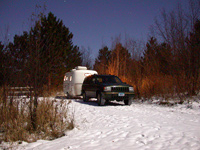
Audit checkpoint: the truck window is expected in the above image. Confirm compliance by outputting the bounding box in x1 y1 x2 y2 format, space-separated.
92 77 96 83
101 76 122 83
96 77 103 83
84 76 92 84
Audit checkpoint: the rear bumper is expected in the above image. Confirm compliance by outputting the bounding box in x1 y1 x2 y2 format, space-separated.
102 91 134 101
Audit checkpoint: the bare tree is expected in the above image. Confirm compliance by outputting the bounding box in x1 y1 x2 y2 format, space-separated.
188 0 200 29
80 46 93 69
125 38 144 97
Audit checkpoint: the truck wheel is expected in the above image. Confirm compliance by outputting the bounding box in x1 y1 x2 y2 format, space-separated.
97 92 106 106
64 92 68 98
83 92 89 102
66 92 71 99
124 98 132 106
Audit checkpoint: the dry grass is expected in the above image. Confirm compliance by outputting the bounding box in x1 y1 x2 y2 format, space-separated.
138 75 175 99
0 88 75 144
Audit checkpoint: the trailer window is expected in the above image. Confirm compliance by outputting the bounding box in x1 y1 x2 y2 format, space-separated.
64 76 68 81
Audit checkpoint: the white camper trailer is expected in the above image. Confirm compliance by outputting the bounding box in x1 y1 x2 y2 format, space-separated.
63 66 97 97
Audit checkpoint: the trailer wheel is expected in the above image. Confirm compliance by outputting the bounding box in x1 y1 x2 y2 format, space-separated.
83 91 89 102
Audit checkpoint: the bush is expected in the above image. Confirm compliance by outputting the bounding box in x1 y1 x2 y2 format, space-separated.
139 75 174 99
0 88 74 143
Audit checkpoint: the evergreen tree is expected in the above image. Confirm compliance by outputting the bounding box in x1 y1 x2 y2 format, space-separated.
6 12 82 130
93 46 111 74
143 37 173 76
32 12 82 88
8 12 82 89
142 37 159 75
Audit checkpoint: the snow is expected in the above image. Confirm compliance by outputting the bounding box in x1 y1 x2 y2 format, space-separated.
11 99 200 150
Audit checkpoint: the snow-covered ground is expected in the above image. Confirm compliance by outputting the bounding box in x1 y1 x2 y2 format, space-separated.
15 98 200 150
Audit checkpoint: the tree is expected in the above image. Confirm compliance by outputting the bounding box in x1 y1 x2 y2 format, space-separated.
6 11 82 130
80 46 93 69
142 37 160 75
156 42 173 75
186 20 200 95
141 37 175 97
152 0 200 76
125 39 144 98
93 46 111 74
9 12 82 89
0 42 4 86
108 42 131 82
37 12 82 88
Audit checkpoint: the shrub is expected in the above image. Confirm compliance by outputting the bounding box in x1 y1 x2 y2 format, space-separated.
0 88 74 143
139 75 174 99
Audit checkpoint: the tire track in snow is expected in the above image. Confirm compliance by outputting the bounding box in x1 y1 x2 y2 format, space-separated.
20 99 200 150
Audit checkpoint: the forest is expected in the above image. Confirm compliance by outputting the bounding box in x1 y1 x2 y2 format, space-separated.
0 0 200 143
0 1 199 99
94 1 200 100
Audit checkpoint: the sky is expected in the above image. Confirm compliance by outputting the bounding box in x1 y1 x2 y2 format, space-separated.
0 0 188 59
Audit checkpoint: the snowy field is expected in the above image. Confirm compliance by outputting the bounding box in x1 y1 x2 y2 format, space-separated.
13 98 200 150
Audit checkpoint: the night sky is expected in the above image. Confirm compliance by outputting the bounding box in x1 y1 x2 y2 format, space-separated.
0 0 188 59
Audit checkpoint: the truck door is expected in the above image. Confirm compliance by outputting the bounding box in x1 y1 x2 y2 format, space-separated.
88 76 98 97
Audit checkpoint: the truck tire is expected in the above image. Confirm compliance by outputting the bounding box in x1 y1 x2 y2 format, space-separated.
124 98 132 105
83 91 89 102
97 92 106 106
66 92 71 99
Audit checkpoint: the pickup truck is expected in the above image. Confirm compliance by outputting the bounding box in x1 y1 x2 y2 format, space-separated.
82 74 134 106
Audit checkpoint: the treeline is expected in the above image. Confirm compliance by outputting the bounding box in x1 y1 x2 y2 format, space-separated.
0 0 200 100
94 1 200 99
0 11 82 133
94 24 199 99
0 12 82 92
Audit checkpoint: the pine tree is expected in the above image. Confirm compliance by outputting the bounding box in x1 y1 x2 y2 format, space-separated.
6 12 82 129
142 37 160 75
93 46 111 74
8 12 82 90
34 12 82 89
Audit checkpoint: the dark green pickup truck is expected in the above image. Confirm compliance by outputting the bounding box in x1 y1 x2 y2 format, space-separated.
81 74 134 106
